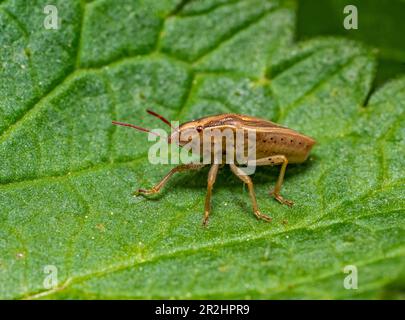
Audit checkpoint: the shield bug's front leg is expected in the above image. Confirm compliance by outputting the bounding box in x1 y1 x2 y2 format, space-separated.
253 155 293 207
203 164 220 226
229 163 272 222
134 163 206 196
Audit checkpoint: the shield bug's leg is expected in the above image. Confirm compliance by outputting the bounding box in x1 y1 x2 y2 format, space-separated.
253 155 293 207
203 164 220 226
134 163 206 196
229 163 272 222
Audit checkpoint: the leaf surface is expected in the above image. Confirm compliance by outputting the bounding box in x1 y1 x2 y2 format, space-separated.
0 0 404 299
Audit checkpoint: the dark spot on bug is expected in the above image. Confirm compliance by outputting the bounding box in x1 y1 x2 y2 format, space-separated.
290 139 293 143
196 126 203 132
262 139 267 143
280 138 283 141
299 142 302 145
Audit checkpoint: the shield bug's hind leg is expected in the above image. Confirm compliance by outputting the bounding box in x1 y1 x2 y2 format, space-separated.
134 163 206 196
229 163 272 222
253 155 293 207
203 164 220 226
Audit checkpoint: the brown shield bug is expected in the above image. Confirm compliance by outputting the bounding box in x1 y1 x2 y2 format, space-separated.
113 110 316 226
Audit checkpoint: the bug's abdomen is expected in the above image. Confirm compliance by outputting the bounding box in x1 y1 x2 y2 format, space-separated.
255 131 315 163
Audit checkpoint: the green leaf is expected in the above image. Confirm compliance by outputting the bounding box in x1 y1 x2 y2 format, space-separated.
0 0 403 299
297 0 405 86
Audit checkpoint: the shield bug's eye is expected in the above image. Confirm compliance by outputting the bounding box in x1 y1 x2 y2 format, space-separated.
196 126 203 132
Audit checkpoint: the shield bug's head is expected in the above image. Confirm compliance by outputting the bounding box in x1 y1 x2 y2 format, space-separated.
168 119 207 147
168 114 236 147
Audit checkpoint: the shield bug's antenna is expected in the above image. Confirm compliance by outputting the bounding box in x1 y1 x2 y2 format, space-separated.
146 109 174 129
112 121 161 138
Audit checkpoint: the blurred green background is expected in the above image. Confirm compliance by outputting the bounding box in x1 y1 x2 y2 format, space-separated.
297 0 405 88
